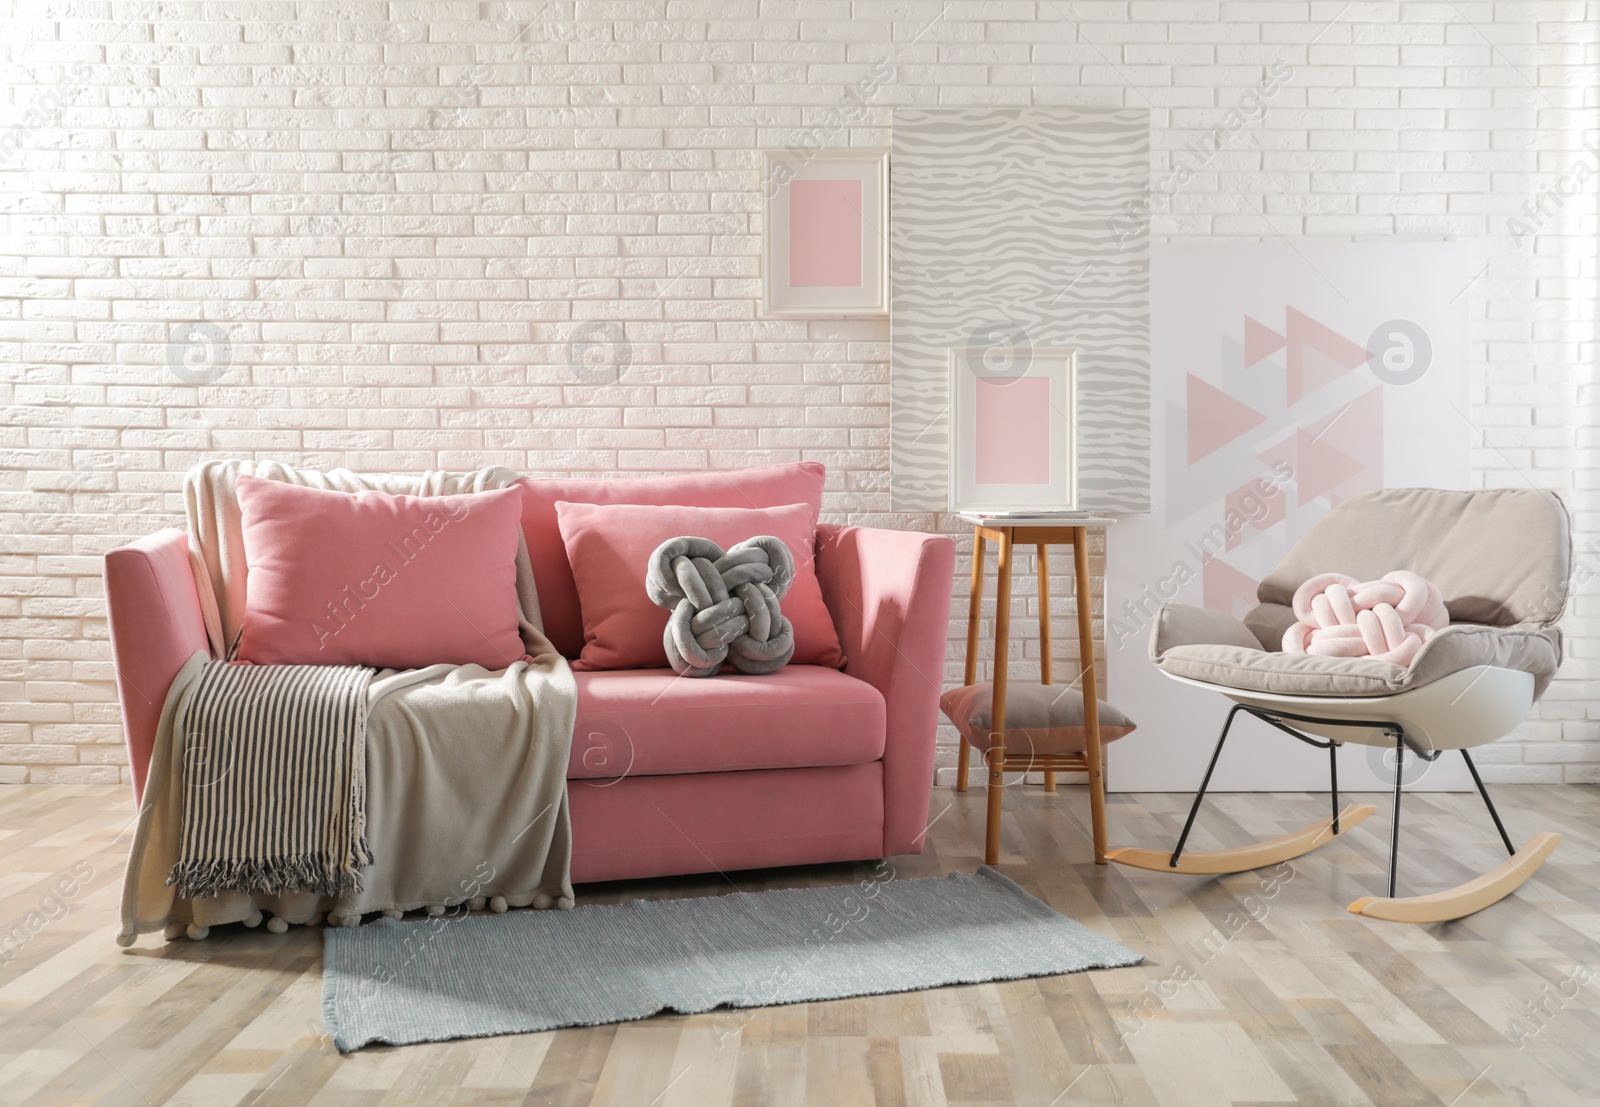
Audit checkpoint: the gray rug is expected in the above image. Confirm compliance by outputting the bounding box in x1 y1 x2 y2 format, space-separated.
321 866 1142 1052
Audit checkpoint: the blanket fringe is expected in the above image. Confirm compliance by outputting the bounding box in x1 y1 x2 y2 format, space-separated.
167 660 374 903
168 844 371 900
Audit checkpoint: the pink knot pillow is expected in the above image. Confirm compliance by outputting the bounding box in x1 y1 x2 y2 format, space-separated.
1282 570 1448 667
235 475 528 670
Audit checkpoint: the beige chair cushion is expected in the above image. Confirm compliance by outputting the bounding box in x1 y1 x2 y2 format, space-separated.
1259 488 1571 627
1242 602 1297 652
1148 489 1570 703
1149 603 1261 654
1150 603 1562 698
940 683 1136 754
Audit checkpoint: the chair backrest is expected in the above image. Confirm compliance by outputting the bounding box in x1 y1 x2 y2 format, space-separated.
1259 488 1572 627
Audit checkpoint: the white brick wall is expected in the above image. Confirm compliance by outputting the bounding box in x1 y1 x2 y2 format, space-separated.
1 1 1595 786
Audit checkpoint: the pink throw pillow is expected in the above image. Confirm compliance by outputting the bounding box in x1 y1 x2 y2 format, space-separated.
554 500 845 672
516 462 825 658
234 475 527 670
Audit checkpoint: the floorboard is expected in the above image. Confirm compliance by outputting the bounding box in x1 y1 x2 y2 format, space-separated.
1 781 1596 1106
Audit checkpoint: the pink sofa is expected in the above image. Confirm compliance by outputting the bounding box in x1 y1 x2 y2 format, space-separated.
103 476 955 886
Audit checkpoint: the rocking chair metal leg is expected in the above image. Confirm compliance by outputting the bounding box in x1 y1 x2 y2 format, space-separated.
1330 743 1340 834
1350 743 1561 925
1109 705 1377 877
1461 749 1516 857
1170 704 1244 868
1388 729 1404 899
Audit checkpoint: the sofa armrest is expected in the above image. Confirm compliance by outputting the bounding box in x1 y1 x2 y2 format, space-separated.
104 529 211 804
816 523 956 856
1149 603 1262 662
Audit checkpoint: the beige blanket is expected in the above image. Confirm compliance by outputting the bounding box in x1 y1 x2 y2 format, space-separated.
118 462 577 941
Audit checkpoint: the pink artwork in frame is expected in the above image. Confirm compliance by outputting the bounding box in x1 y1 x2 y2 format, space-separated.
975 377 1052 484
787 179 863 288
762 149 888 317
948 347 1077 512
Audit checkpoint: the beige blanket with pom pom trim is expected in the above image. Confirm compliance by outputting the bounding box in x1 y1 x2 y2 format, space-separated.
118 462 577 944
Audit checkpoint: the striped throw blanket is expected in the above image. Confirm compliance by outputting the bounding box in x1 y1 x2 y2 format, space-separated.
166 662 375 900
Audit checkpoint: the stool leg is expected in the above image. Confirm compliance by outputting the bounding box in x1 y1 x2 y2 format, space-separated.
985 529 1014 865
1073 528 1108 864
1037 543 1055 794
957 532 986 794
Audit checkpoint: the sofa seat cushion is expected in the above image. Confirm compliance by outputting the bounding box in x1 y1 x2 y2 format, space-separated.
569 665 886 779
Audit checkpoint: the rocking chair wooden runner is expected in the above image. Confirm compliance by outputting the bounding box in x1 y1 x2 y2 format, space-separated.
1107 488 1571 924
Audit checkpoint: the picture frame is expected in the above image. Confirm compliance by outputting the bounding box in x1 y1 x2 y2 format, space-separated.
948 346 1078 513
761 148 888 317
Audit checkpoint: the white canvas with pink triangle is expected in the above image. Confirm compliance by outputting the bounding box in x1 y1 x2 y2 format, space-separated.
1107 241 1472 792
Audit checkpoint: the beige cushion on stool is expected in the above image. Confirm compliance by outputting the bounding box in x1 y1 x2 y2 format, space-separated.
940 683 1136 755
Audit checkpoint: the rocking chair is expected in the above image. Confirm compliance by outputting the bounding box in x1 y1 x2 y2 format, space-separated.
1107 488 1570 924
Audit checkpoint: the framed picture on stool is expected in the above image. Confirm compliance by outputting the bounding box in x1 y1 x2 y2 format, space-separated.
948 345 1076 515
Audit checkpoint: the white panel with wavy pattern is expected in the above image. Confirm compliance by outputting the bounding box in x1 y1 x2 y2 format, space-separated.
890 107 1151 513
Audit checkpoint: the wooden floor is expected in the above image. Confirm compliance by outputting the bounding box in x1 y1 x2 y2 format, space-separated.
3 781 1598 1107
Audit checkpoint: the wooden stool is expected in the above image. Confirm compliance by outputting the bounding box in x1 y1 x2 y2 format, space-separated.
954 516 1112 866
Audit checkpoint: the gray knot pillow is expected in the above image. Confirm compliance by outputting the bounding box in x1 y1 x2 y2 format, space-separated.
645 535 796 677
